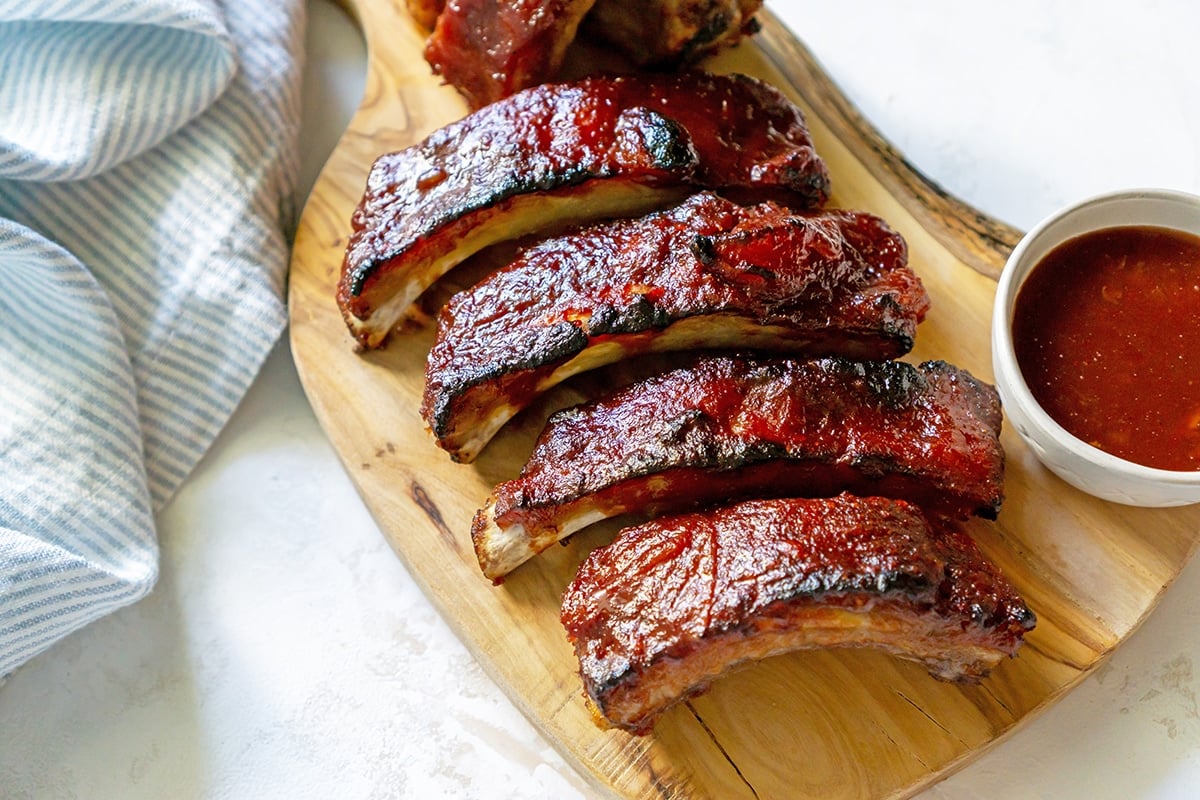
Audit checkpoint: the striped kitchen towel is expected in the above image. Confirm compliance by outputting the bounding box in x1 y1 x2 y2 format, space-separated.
0 0 304 677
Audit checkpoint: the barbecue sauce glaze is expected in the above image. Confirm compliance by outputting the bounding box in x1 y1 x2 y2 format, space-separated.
1013 226 1200 471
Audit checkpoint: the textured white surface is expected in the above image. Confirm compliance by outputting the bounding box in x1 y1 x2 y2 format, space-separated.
2 1 1199 798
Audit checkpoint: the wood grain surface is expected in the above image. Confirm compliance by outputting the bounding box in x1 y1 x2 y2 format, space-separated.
287 3 1200 798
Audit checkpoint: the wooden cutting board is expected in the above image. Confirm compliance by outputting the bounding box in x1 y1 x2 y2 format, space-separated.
287 3 1200 798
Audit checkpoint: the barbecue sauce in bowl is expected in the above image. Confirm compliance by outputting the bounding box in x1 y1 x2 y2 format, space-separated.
1011 226 1200 471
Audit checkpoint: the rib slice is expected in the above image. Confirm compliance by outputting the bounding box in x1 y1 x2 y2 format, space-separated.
422 0 763 107
586 0 763 68
472 356 1005 580
561 495 1036 734
423 192 929 462
425 0 598 109
338 72 831 349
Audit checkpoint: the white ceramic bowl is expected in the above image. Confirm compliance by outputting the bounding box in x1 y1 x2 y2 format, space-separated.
991 188 1200 507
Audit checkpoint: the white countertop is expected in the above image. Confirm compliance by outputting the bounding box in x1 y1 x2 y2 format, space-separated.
3 1 1199 797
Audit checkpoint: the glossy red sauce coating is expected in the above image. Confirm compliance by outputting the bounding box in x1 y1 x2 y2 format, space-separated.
488 355 1006 530
422 192 928 444
339 72 830 323
1013 226 1200 471
561 495 1034 731
425 0 597 109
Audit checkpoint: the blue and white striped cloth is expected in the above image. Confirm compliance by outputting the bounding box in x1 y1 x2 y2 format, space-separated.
0 0 304 677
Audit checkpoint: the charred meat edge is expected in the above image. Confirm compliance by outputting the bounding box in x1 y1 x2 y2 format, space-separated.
561 494 1035 734
472 356 1005 581
422 193 928 462
338 72 831 348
